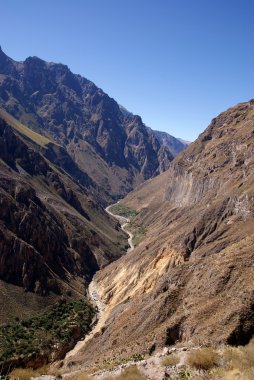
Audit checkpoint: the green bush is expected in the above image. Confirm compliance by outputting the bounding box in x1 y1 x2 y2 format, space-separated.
108 204 137 219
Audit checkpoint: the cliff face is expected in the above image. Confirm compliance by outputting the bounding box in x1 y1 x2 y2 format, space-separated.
0 113 127 323
153 129 189 157
0 48 185 202
70 100 254 365
164 102 254 207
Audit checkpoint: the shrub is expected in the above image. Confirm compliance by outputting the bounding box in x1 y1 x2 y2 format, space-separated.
132 353 144 362
108 204 137 219
186 348 219 370
162 353 180 366
223 341 254 372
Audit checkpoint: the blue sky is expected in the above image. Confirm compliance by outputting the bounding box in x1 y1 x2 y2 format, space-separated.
1 0 253 141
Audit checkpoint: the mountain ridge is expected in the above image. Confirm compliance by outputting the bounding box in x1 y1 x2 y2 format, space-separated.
0 47 187 203
0 47 187 329
0 109 128 324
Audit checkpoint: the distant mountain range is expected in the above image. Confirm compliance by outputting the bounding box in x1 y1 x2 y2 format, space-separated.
151 129 190 157
0 47 187 204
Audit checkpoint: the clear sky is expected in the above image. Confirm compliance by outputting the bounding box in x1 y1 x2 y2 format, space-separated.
0 0 253 141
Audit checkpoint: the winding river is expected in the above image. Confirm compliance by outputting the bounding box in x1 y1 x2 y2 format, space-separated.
64 203 134 362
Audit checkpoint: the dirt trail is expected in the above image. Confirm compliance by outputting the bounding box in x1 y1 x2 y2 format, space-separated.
64 203 134 362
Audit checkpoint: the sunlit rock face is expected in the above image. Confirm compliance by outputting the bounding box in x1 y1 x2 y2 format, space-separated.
0 48 186 203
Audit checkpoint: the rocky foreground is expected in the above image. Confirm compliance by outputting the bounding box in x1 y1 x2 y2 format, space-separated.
17 339 254 379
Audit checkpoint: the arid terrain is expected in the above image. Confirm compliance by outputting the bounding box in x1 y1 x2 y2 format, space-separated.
0 47 254 380
64 100 254 373
0 47 188 371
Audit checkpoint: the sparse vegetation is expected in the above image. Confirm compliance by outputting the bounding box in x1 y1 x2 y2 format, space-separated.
162 353 180 366
9 342 254 380
0 299 94 369
9 367 48 380
186 347 219 370
9 364 64 379
96 353 145 372
224 340 254 371
215 338 254 379
108 204 138 219
109 204 147 246
176 340 254 379
64 371 90 380
128 222 147 246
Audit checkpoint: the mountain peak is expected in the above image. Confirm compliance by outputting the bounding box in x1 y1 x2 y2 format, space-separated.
0 45 6 58
0 46 11 65
0 46 11 59
0 47 21 78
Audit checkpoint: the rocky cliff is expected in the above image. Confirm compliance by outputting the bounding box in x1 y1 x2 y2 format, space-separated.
0 111 127 323
69 100 254 365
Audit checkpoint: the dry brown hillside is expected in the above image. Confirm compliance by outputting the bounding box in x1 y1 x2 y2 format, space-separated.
70 100 254 366
0 111 127 324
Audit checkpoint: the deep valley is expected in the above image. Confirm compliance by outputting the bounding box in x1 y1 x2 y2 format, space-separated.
0 47 254 380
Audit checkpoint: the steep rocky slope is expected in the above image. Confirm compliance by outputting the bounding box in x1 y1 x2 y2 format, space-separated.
0 47 185 202
0 110 127 323
69 100 254 366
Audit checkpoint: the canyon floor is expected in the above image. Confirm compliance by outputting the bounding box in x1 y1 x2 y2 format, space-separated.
39 201 254 380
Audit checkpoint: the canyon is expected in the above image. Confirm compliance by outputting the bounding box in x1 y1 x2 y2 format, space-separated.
0 48 187 371
0 47 187 204
0 48 187 324
63 100 254 370
0 47 254 379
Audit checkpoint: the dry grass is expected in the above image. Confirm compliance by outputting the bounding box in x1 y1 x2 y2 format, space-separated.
91 354 145 373
186 347 219 370
0 108 50 146
224 342 254 371
9 367 48 380
220 369 247 380
219 339 254 379
214 367 254 380
9 342 254 380
162 353 180 366
65 371 90 380
105 365 146 380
